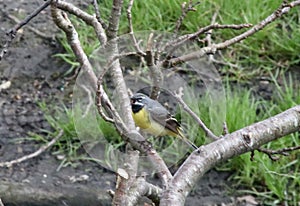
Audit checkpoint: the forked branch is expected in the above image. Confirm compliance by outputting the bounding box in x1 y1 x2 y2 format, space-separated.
166 0 300 66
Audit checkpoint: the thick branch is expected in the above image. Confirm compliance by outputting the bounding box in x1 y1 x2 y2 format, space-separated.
51 3 98 86
107 0 123 40
96 67 172 186
160 106 300 205
105 0 134 129
52 3 172 186
108 45 135 129
126 177 162 205
112 150 139 205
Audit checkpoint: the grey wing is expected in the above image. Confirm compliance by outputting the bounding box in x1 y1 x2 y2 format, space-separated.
146 99 171 124
147 99 180 134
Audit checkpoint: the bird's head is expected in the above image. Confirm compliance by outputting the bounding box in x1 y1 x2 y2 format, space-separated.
130 93 148 113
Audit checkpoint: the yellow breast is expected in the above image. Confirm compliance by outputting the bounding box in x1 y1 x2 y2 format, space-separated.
132 108 149 129
132 108 168 136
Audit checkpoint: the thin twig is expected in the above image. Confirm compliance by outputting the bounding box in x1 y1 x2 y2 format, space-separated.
167 0 300 66
162 23 252 65
126 0 134 34
172 92 219 141
5 12 54 40
92 0 107 29
0 0 52 61
7 0 52 37
0 130 63 168
206 11 218 61
222 122 229 135
165 23 252 52
126 0 146 56
96 70 115 123
175 0 200 33
145 33 163 100
257 145 300 161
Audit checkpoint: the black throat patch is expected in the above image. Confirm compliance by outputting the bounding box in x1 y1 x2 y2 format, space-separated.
132 103 144 113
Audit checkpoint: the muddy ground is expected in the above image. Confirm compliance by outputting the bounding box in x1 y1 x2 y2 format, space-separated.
0 1 268 206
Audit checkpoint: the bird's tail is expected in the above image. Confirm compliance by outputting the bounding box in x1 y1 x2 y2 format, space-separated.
177 128 198 150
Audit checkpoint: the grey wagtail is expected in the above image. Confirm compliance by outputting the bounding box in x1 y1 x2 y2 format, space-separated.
130 93 198 150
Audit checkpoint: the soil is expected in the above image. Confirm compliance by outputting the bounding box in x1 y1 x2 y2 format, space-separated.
0 1 258 206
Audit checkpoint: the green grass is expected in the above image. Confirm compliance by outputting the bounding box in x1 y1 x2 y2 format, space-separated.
33 102 84 170
55 0 300 80
34 72 300 204
36 101 125 170
221 75 300 205
49 0 300 202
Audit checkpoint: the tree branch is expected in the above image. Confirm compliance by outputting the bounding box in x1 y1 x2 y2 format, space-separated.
51 2 172 187
167 0 300 66
163 22 252 63
7 0 52 37
54 0 107 45
92 0 107 29
172 91 219 141
95 55 173 187
257 145 300 161
0 130 63 168
112 150 139 205
127 176 162 205
126 0 146 56
145 33 163 99
5 12 54 40
0 0 52 61
160 105 300 205
175 0 201 33
51 2 99 87
107 0 123 40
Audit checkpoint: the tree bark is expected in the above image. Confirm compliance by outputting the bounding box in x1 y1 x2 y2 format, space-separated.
160 105 300 206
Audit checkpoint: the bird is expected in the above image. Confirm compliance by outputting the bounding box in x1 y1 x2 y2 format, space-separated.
130 93 198 150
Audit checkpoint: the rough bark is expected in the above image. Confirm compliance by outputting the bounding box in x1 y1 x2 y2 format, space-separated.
160 105 300 205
